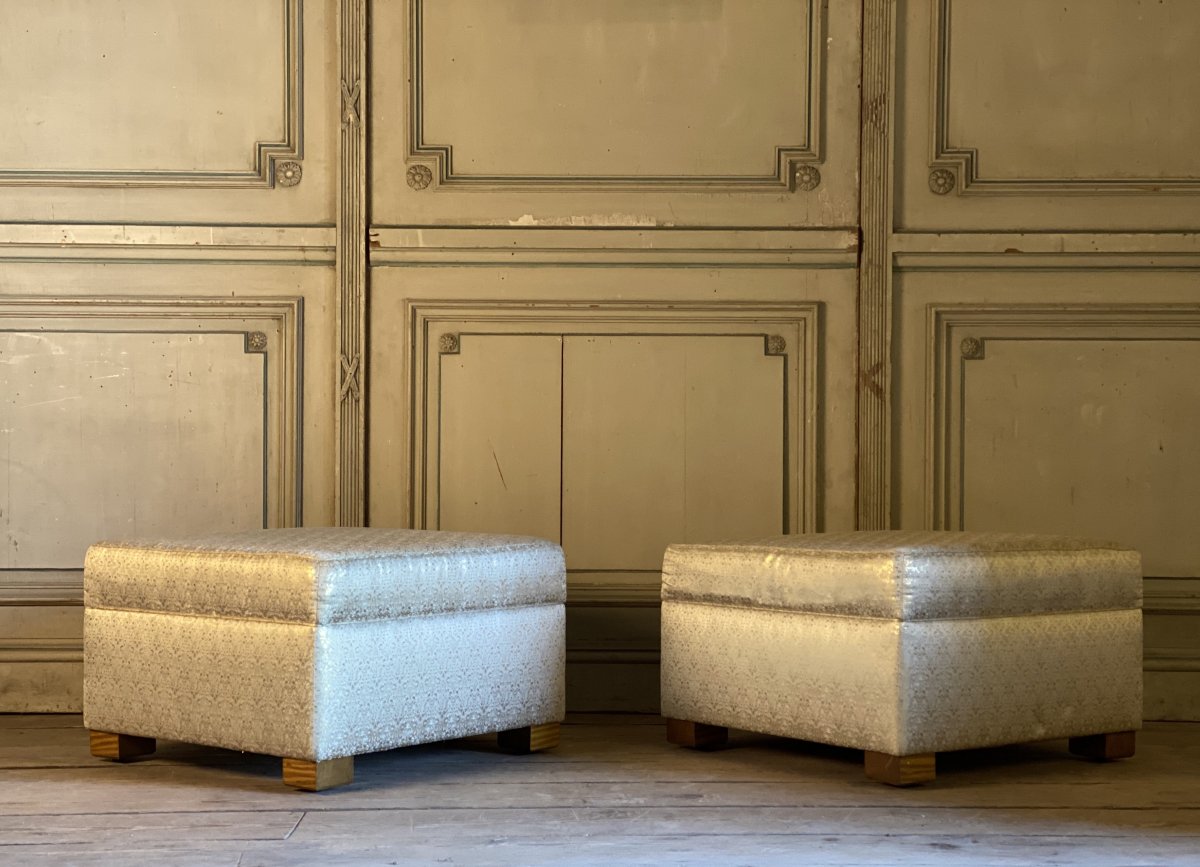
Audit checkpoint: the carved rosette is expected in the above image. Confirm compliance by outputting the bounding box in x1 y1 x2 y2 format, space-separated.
765 334 788 356
438 333 460 354
245 331 268 353
794 164 822 192
960 336 985 360
276 161 303 187
929 168 956 196
407 164 434 191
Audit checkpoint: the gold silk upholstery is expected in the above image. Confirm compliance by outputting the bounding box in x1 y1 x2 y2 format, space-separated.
661 531 1143 757
84 529 566 762
85 527 566 623
663 531 1141 619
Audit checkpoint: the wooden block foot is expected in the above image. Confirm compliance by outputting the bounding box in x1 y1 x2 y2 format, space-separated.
89 730 156 762
282 756 354 791
497 722 560 754
1069 731 1136 761
865 751 936 786
666 718 729 750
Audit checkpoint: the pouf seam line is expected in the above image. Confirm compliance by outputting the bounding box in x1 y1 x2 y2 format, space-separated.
659 596 1141 620
84 598 567 626
88 541 561 564
665 544 1135 558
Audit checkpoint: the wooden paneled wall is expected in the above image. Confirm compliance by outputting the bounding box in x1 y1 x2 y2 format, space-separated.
0 0 338 709
865 0 1200 719
366 0 862 709
2 0 1197 718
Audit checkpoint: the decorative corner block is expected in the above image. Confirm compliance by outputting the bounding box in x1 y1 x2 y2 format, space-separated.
438 333 460 355
276 161 303 188
245 331 269 353
929 168 956 196
765 334 788 356
407 164 434 191
960 337 985 360
794 164 822 192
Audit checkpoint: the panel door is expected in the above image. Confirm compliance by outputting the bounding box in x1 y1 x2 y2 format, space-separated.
367 2 863 709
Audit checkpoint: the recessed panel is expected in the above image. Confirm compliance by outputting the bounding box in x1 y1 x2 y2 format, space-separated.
562 335 784 570
0 331 265 569
416 0 814 180
898 1 1200 229
436 335 563 541
400 292 832 594
939 0 1200 184
961 339 1200 576
0 0 291 179
372 0 862 226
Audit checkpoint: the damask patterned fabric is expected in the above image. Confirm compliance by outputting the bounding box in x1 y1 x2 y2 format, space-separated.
661 602 1142 755
661 532 1142 757
83 529 567 760
663 531 1141 619
85 604 565 760
85 527 566 623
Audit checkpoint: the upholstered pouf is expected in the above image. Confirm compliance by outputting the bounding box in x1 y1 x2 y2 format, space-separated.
84 528 566 790
661 532 1142 785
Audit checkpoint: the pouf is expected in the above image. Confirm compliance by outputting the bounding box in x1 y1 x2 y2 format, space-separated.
660 531 1142 785
84 528 566 790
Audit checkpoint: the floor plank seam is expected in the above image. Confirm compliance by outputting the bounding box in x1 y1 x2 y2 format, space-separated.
283 812 307 840
14 802 1200 811
4 718 1197 865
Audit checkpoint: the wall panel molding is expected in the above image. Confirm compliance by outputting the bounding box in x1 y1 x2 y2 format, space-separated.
407 301 820 605
1144 579 1200 719
1145 579 1200 615
336 0 368 525
926 304 1200 532
371 228 858 268
857 0 897 528
928 0 1200 196
1145 650 1200 673
0 639 83 664
567 579 662 608
0 0 304 189
0 295 304 541
0 296 304 630
894 233 1200 268
0 572 81 606
0 224 335 265
404 0 824 192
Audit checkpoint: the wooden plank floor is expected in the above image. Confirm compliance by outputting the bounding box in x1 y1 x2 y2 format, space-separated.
2 715 1198 865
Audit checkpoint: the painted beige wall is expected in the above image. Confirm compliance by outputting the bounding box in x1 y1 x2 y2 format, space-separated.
875 0 1200 719
2 0 1197 718
0 0 339 710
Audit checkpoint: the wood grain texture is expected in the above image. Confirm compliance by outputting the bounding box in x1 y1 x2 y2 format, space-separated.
88 730 156 762
497 723 560 755
864 750 937 786
665 718 729 750
5 717 1197 864
282 756 354 792
1069 730 1137 761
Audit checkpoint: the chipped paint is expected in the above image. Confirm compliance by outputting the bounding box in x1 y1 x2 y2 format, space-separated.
0 334 68 365
507 213 659 228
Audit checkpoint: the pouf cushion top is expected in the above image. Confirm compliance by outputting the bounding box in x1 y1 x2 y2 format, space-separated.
85 527 565 625
663 531 1140 620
